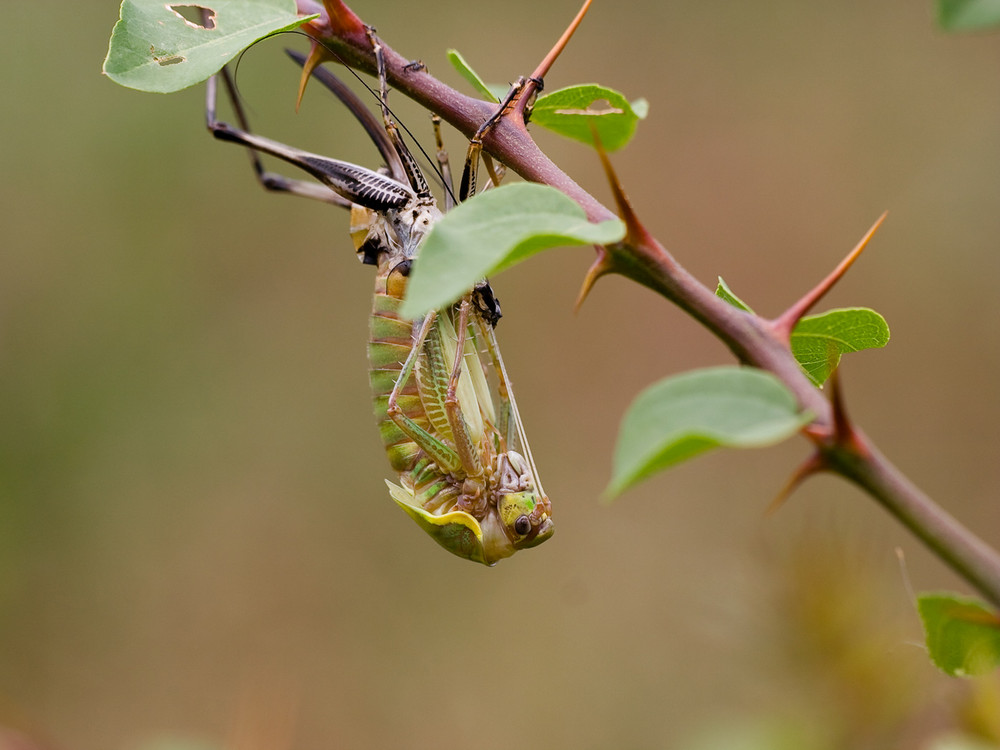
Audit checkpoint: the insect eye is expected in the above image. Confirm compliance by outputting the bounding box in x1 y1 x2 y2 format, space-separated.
513 515 531 536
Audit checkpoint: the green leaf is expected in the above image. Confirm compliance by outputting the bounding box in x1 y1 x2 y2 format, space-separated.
103 0 316 93
918 593 1000 677
936 0 1000 30
714 279 889 386
401 183 625 319
791 308 890 386
532 85 648 151
446 49 501 102
716 276 755 313
607 366 812 498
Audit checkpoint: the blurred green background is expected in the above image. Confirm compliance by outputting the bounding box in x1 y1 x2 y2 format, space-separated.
3 1 1000 748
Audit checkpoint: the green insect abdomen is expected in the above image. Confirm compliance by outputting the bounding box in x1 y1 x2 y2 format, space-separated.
368 271 428 474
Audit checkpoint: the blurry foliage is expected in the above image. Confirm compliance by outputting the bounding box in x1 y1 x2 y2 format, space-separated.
680 539 1000 749
935 0 1000 31
2 0 1000 748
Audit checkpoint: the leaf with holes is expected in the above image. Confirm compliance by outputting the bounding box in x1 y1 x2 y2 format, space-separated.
103 0 316 93
918 593 1000 677
401 183 625 319
607 367 812 498
532 85 648 151
936 0 1000 30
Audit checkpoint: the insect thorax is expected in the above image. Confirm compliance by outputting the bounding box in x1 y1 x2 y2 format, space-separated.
350 199 440 268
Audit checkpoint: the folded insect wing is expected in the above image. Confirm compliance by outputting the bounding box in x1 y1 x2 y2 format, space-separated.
385 480 489 565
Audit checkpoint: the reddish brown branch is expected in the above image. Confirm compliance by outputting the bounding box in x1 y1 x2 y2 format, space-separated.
295 1 1000 608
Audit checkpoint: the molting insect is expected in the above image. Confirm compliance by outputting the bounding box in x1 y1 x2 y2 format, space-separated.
205 32 553 565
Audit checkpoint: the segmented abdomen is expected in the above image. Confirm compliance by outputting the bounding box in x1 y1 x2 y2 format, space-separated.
368 271 423 474
368 270 460 510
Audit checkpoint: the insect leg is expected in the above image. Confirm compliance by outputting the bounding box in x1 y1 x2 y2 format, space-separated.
284 50 407 186
441 300 485 477
205 68 351 207
458 78 527 202
366 27 432 198
386 312 465 475
431 115 456 211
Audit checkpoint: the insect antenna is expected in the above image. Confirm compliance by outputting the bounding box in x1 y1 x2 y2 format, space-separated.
257 30 460 207
284 48 406 185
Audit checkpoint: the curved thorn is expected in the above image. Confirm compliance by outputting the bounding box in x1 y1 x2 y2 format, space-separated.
515 0 593 119
531 0 592 82
575 246 614 312
593 127 653 248
765 451 827 516
770 211 887 342
295 42 326 110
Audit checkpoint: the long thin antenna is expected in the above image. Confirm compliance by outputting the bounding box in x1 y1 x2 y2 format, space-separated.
241 30 459 204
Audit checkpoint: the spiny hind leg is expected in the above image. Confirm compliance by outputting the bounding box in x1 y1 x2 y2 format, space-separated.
205 69 351 207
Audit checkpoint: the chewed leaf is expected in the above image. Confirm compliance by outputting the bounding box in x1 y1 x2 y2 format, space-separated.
401 183 625 319
791 308 890 385
532 85 647 151
607 366 812 498
716 276 755 313
630 98 650 120
936 0 1000 30
103 0 315 93
917 593 1000 677
446 49 501 102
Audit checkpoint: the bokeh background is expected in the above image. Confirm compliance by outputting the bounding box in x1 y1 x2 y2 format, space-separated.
3 1 1000 748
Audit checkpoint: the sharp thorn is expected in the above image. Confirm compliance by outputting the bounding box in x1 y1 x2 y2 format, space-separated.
771 211 887 342
766 452 827 516
530 0 593 83
295 43 326 111
593 126 653 248
514 0 593 120
575 246 614 312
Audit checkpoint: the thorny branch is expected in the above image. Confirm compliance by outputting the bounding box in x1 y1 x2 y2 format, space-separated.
296 0 1000 607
